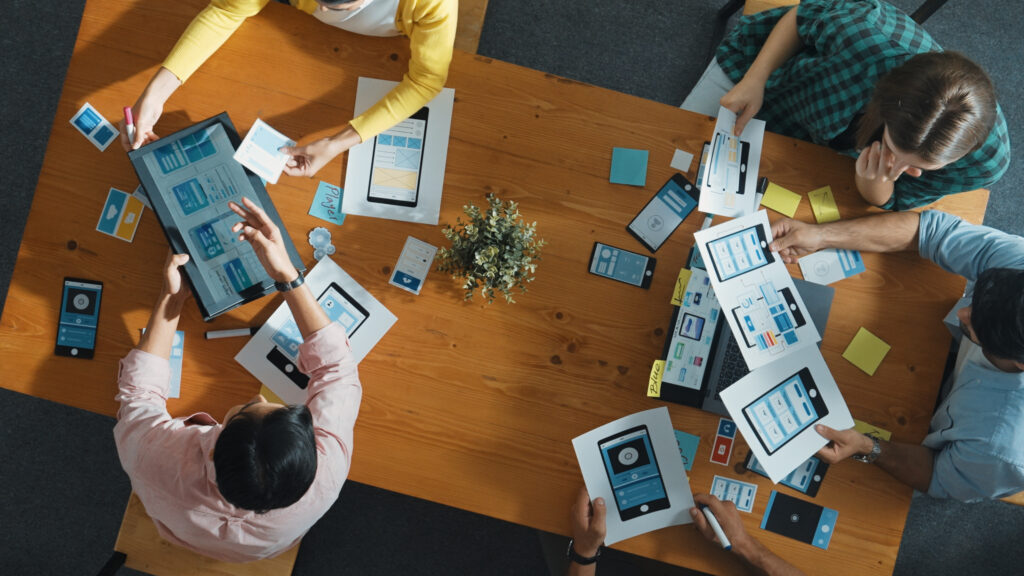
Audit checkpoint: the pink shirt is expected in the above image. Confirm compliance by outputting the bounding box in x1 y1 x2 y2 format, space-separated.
113 322 361 562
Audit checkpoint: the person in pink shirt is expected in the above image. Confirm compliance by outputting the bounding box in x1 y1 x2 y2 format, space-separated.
114 197 361 562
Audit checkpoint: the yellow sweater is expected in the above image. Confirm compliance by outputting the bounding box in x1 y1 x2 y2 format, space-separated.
162 0 456 140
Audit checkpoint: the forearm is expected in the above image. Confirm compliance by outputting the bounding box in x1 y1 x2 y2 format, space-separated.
742 8 802 85
736 537 806 576
325 125 362 157
137 293 186 359
137 67 182 109
566 562 595 576
854 172 896 207
282 282 331 339
819 212 921 253
874 439 935 493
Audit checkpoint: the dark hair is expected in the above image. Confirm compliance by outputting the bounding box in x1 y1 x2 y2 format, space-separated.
970 268 1024 363
214 404 317 513
857 52 997 165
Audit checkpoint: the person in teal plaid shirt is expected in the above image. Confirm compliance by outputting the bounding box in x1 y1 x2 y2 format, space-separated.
682 0 1010 211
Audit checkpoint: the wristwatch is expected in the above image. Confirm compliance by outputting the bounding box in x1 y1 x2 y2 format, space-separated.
274 272 305 293
853 434 881 463
566 539 601 565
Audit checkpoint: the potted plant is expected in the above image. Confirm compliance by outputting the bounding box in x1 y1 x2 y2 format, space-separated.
436 194 546 303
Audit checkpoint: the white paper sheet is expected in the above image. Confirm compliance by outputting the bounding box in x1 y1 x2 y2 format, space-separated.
698 107 766 218
233 119 295 185
572 407 695 545
694 210 819 370
720 350 853 483
235 257 397 405
343 78 455 225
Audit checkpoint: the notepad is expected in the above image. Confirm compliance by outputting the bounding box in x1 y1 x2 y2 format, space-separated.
610 147 649 186
843 328 891 376
760 183 802 217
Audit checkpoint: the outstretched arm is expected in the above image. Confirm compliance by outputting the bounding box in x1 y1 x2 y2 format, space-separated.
768 212 921 263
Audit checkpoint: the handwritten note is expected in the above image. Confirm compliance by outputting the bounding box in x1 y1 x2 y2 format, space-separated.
671 268 693 306
648 360 665 397
808 186 840 223
853 419 893 441
309 181 346 225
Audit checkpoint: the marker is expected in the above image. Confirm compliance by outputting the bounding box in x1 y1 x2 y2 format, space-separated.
123 106 135 145
205 327 258 340
701 506 732 551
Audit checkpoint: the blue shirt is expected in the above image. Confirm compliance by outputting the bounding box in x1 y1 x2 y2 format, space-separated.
917 210 1024 501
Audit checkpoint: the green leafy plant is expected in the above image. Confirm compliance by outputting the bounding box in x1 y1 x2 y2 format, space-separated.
436 194 546 304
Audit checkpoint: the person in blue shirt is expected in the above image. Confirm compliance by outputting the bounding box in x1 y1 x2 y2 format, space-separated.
770 211 1024 502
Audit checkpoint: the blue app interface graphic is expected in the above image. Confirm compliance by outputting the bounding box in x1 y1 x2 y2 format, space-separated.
58 281 102 349
592 245 649 285
709 226 768 281
750 455 819 491
600 429 666 511
744 373 819 453
272 287 368 360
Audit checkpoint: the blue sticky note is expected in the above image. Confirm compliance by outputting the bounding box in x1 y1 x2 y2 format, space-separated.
309 181 346 225
609 147 649 186
674 430 700 471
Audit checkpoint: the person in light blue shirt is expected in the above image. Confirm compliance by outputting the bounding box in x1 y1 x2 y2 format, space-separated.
769 210 1024 502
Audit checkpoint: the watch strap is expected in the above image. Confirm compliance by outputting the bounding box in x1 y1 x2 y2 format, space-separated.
566 539 601 565
274 273 305 293
853 434 881 463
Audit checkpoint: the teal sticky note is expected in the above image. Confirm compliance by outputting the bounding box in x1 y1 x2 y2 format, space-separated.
675 430 700 471
610 147 649 186
309 181 345 225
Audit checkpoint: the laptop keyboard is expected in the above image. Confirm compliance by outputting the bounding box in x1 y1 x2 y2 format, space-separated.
714 336 750 399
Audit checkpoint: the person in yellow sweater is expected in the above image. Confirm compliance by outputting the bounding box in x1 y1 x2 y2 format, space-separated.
121 0 456 178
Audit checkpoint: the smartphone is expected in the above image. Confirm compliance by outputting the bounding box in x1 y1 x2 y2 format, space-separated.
745 453 829 497
367 106 428 207
598 425 671 521
706 222 774 283
627 174 699 253
55 277 103 359
742 367 829 455
761 491 838 550
588 242 656 289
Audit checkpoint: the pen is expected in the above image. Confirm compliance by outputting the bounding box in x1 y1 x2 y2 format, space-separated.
205 327 258 340
123 106 135 145
701 505 732 551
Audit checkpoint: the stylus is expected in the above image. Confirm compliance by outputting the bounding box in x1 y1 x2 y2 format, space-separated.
123 106 135 145
700 506 732 551
205 327 258 340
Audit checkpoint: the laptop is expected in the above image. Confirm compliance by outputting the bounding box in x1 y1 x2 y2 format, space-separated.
658 267 835 417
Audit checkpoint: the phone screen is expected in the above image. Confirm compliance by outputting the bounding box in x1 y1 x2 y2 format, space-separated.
706 132 749 196
368 107 428 206
271 282 369 361
742 367 828 454
628 175 698 251
599 425 670 520
56 278 103 358
707 224 773 282
590 243 653 287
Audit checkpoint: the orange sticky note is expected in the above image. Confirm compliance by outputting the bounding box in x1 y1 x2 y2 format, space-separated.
843 328 891 376
760 183 802 217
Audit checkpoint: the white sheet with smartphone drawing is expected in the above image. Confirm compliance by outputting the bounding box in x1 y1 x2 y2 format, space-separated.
572 407 695 545
698 107 765 218
694 210 819 371
720 350 852 483
343 77 454 225
235 256 397 405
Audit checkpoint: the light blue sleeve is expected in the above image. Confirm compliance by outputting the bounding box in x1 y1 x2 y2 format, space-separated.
917 210 1024 282
928 440 1024 502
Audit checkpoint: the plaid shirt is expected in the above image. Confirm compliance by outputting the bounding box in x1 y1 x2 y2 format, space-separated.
717 0 1010 210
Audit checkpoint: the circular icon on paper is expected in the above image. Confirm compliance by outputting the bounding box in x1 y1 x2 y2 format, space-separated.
648 215 664 231
324 300 335 309
602 248 612 258
640 504 649 512
809 389 818 398
820 524 830 533
790 514 801 523
73 293 90 310
619 447 639 466
814 261 831 277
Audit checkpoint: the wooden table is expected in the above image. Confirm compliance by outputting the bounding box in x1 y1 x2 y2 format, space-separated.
0 0 987 573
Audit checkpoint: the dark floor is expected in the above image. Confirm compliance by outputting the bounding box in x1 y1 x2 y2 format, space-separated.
1 1 1023 575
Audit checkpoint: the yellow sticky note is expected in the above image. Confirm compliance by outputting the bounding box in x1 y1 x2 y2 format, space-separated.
648 360 665 397
671 268 693 306
808 186 840 223
843 327 891 376
853 419 893 441
760 183 802 217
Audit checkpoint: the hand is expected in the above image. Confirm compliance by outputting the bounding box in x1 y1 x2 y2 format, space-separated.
228 197 298 283
855 141 923 185
815 425 874 464
720 77 764 137
120 94 164 151
769 218 825 263
162 251 191 303
280 137 345 178
570 486 606 558
690 494 756 556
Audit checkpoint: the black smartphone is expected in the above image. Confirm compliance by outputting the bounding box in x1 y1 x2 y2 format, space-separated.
741 367 829 455
588 242 656 289
367 106 429 207
627 174 699 253
598 425 671 521
55 277 104 359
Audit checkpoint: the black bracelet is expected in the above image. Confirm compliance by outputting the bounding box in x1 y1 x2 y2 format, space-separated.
274 273 305 293
566 538 601 565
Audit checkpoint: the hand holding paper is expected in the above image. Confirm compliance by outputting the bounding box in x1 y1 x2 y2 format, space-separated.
814 424 873 464
282 127 362 178
769 217 827 264
570 486 607 558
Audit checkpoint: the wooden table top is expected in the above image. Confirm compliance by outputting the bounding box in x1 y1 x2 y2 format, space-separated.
0 0 987 573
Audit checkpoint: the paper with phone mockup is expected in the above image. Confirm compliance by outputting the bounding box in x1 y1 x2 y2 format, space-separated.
389 236 437 294
235 256 397 405
233 119 295 185
798 249 865 285
572 407 695 545
694 210 820 371
343 77 455 224
698 107 766 218
97 188 145 243
70 102 119 151
720 350 853 483
710 475 757 512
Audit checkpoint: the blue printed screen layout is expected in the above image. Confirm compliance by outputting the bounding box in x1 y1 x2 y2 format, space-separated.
598 425 671 521
745 453 829 497
706 224 774 283
55 278 103 359
589 242 656 289
368 106 428 207
627 174 699 252
741 367 828 455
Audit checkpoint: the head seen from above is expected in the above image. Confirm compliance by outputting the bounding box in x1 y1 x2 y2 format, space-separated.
961 268 1024 372
857 51 997 172
214 395 318 513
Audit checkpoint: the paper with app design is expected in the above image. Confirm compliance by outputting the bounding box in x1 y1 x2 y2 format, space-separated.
698 107 766 218
572 407 695 545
